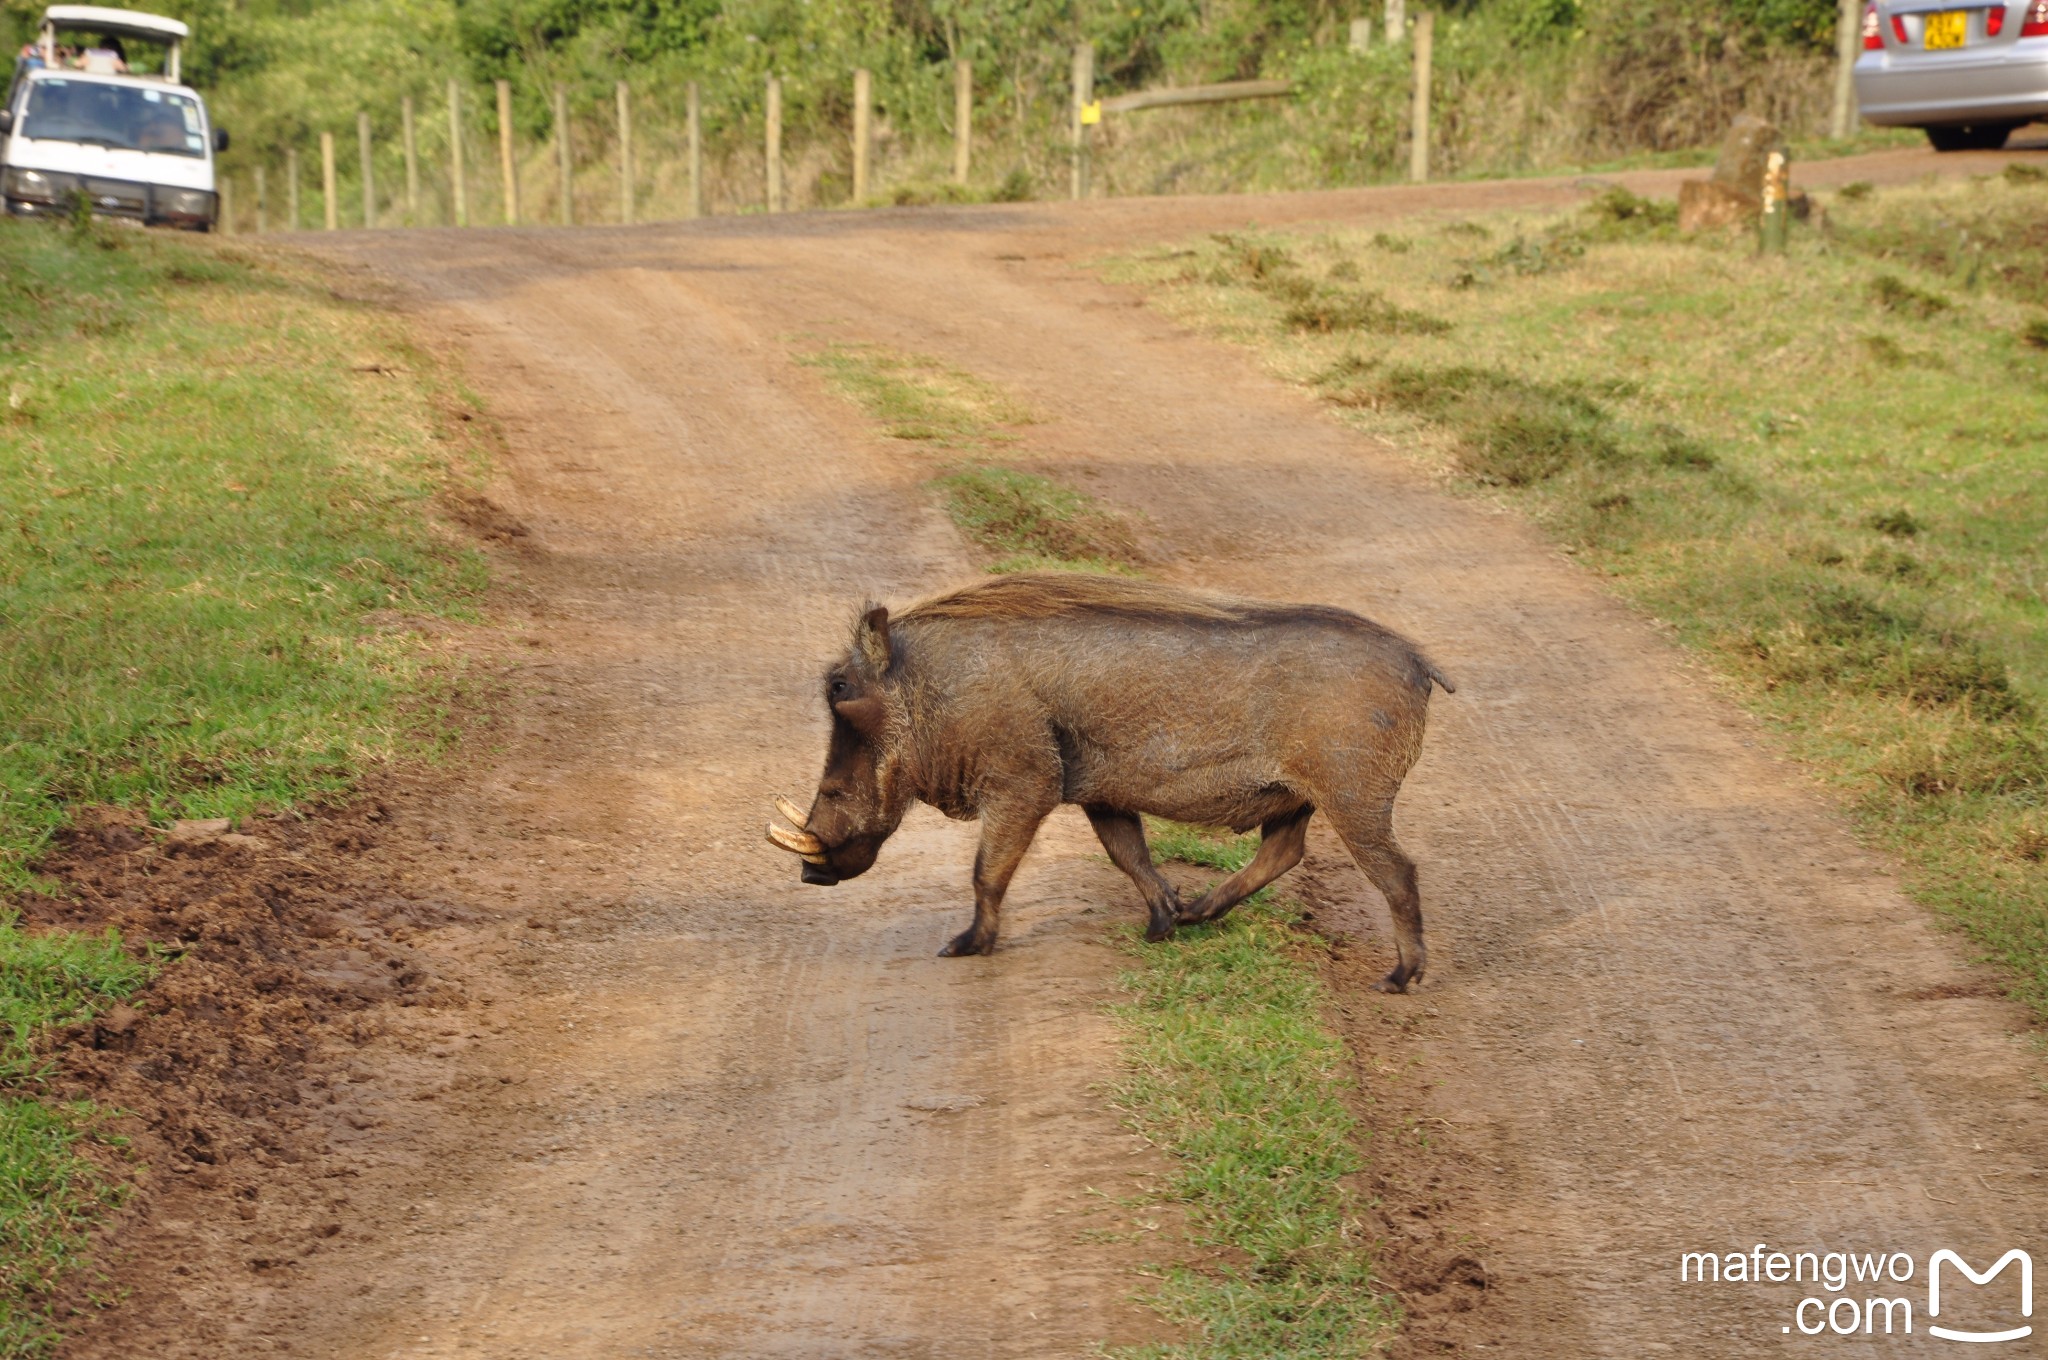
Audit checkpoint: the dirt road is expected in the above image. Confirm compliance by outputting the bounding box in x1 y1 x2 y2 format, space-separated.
66 143 2048 1358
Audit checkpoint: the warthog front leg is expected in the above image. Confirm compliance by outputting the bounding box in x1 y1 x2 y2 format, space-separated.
939 802 1050 957
1176 805 1313 927
1084 805 1183 942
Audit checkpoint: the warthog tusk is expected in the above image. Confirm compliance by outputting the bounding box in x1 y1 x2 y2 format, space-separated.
767 821 826 858
774 795 811 830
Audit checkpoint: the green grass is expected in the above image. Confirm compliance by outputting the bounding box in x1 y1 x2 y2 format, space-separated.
799 342 1143 574
1106 822 1395 1359
0 928 152 1354
0 212 487 1349
1106 172 2048 1012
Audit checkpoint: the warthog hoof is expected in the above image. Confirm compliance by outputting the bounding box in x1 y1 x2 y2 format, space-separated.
1373 962 1423 993
938 930 995 957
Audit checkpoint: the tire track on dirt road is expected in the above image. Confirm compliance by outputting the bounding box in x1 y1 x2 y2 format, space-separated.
84 147 2047 1358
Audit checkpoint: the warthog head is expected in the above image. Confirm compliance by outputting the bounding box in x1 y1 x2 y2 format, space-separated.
767 606 912 886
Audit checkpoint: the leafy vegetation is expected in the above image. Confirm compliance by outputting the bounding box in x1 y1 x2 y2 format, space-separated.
1107 823 1394 1359
0 0 1872 224
1108 172 2048 1011
0 212 486 1347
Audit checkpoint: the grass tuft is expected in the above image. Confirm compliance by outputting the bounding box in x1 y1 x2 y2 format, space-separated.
932 465 1143 574
1870 274 1951 319
799 343 1031 445
799 342 1142 576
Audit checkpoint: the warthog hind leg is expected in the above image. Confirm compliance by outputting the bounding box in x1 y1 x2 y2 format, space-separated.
1084 805 1183 941
1323 799 1425 992
1176 804 1313 927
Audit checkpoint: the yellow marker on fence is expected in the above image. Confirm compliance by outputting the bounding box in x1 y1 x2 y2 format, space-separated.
1080 101 1102 126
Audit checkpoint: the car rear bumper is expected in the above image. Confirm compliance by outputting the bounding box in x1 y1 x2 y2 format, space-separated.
1854 43 2048 125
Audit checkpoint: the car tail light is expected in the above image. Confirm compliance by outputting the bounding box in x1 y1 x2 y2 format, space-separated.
2024 0 2048 33
1891 12 1911 41
1864 3 1886 45
1987 4 2006 34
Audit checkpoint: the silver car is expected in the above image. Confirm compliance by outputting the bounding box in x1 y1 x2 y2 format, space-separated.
1854 0 2048 148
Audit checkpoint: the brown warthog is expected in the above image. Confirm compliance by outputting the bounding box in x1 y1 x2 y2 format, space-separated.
766 573 1454 992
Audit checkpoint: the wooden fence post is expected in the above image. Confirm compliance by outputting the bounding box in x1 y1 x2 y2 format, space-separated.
852 68 872 203
286 147 300 230
321 131 338 230
448 80 468 226
358 112 375 228
616 80 633 225
1831 0 1860 138
554 84 573 225
686 81 704 218
254 163 267 234
1350 16 1373 50
1386 0 1407 42
1409 11 1433 183
765 75 784 213
218 176 233 234
1760 145 1791 253
402 95 419 220
953 59 972 185
496 79 519 224
1070 42 1094 201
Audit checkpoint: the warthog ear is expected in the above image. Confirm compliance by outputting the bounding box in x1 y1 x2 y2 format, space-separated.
855 604 892 676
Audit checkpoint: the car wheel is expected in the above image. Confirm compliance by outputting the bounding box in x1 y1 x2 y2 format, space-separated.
1925 124 2016 151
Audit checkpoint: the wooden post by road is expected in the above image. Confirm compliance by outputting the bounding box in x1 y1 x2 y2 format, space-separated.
254 163 267 233
286 146 299 229
218 176 233 234
448 80 468 226
358 111 375 228
321 131 338 230
1386 0 1407 42
1350 16 1373 50
402 95 419 219
554 84 573 225
1760 146 1791 253
765 76 783 212
1409 11 1433 183
616 80 633 225
952 60 972 185
1070 41 1095 200
851 68 872 203
1831 0 1860 138
496 79 519 224
686 81 704 218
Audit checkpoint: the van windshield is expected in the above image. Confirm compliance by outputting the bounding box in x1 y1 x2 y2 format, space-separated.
18 79 205 157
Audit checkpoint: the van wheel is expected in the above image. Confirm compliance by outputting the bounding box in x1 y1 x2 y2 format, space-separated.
1925 124 2015 151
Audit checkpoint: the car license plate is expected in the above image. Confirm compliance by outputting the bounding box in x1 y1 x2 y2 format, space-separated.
1924 10 1968 48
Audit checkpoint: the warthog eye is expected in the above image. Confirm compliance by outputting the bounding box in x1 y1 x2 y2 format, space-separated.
829 679 852 702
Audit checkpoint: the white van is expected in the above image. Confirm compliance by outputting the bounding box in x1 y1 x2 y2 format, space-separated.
1 6 227 229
